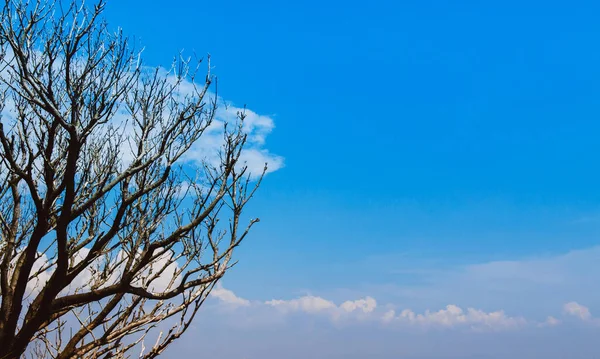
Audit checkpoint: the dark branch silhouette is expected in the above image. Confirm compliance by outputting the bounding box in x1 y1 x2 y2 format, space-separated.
0 1 265 357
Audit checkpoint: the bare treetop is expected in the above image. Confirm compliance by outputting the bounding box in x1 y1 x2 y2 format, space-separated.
0 1 267 358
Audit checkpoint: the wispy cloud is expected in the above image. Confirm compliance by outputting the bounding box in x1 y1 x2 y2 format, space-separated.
353 246 600 322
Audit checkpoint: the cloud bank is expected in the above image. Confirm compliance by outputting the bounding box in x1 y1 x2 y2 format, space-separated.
208 284 595 332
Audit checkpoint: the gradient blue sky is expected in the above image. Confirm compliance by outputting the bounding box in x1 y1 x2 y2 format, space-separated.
104 1 600 357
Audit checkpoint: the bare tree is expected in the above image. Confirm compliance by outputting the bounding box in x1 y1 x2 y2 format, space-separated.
0 1 266 358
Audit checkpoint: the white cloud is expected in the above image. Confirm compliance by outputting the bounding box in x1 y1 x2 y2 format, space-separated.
563 301 592 321
23 246 185 302
211 284 251 307
216 105 275 146
266 295 337 314
212 286 534 331
238 148 284 176
1 55 284 181
169 79 284 178
538 316 561 327
382 309 396 323
264 295 378 322
340 297 377 313
387 305 526 331
24 252 52 299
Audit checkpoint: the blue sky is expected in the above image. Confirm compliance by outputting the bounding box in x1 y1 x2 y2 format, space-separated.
104 1 600 357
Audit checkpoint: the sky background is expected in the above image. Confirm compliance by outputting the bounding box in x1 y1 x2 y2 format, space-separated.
103 1 600 357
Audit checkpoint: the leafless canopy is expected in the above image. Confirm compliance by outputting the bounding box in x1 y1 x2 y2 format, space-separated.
0 1 265 358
